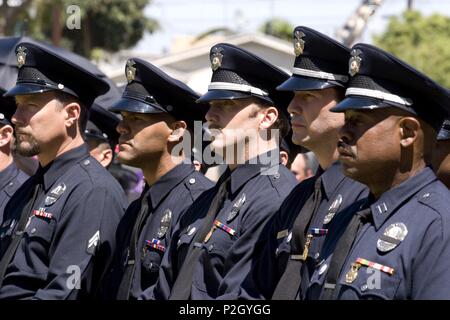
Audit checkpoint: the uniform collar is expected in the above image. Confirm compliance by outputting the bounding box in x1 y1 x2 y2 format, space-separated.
36 144 90 191
369 166 437 230
148 163 196 209
320 161 347 201
229 149 281 195
0 162 20 190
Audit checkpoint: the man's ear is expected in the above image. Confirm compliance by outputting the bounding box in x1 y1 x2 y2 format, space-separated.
259 106 278 130
63 102 81 128
168 120 187 143
0 125 13 147
280 150 289 166
399 117 420 148
100 148 113 167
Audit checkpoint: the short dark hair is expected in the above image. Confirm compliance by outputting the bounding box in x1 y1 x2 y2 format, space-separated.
255 97 290 140
54 91 90 132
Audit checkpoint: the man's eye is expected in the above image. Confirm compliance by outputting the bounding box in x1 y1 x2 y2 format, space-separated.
303 94 316 101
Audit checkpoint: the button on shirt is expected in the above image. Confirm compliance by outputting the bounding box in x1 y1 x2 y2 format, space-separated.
152 151 297 300
102 163 213 300
237 161 368 299
0 144 127 300
0 162 28 225
307 167 450 300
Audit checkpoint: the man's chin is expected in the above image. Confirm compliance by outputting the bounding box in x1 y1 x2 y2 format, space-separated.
341 163 361 181
116 152 137 167
291 135 309 149
16 143 40 158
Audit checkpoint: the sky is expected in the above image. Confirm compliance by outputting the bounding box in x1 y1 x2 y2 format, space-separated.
133 0 450 55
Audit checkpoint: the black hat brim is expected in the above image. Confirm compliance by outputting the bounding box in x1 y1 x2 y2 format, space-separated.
277 75 339 92
196 89 272 104
196 89 252 103
4 83 56 97
109 97 166 114
330 96 392 113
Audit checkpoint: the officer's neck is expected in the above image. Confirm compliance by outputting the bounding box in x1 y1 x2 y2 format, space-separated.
38 135 85 167
368 160 427 199
142 152 184 187
315 147 339 170
307 136 340 170
227 138 277 171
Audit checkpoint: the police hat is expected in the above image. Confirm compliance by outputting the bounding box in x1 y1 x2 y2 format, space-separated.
3 41 109 108
0 88 15 126
85 78 122 147
109 58 207 125
277 26 350 92
85 104 120 148
331 43 450 130
197 43 293 116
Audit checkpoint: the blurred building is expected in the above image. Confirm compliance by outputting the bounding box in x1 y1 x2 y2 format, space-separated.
104 32 294 94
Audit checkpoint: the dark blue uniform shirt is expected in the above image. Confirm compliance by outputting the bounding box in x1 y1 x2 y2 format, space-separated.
0 144 127 300
307 167 450 300
152 154 297 300
238 161 368 299
102 163 213 300
0 162 28 224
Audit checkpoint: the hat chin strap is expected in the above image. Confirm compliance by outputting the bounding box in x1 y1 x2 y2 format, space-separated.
208 82 269 97
346 87 413 106
292 67 349 82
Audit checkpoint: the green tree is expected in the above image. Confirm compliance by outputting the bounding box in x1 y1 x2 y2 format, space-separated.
1 0 159 58
259 18 293 42
374 10 450 88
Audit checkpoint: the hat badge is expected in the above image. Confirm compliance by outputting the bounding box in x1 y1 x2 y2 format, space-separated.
293 31 306 57
210 47 224 71
349 49 362 76
125 59 136 83
17 46 27 68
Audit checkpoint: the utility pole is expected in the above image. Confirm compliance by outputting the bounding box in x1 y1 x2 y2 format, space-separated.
335 0 385 47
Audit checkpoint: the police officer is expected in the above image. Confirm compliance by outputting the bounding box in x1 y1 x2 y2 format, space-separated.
85 80 122 168
151 43 297 300
85 105 120 168
290 153 313 183
0 91 28 221
0 41 127 299
100 58 214 300
235 26 368 300
432 117 450 188
306 43 450 299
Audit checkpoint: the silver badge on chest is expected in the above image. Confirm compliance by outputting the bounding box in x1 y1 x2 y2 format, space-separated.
323 194 343 225
45 183 67 206
377 222 408 252
227 193 246 223
157 209 172 239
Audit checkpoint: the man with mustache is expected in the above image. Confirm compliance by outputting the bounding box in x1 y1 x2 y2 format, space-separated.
99 58 213 300
237 26 368 300
432 119 450 188
0 42 127 299
151 43 297 300
306 44 450 299
0 91 28 221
